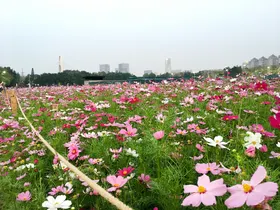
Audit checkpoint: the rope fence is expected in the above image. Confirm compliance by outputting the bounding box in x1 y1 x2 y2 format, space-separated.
5 89 133 210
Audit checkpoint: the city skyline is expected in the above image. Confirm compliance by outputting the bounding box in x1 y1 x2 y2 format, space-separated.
1 0 280 76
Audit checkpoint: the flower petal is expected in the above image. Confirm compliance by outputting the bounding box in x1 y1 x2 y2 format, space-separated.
246 191 265 206
250 166 266 186
227 184 243 194
254 182 278 197
201 192 216 206
197 174 210 186
183 185 198 194
181 193 201 207
225 192 247 208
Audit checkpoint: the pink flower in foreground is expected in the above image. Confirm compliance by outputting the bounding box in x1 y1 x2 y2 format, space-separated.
225 166 278 208
153 131 164 140
245 146 256 157
259 145 268 153
269 151 280 159
190 154 204 161
195 163 220 175
67 144 81 160
17 191 31 201
138 173 151 188
119 124 137 137
196 144 205 152
106 175 128 192
182 174 227 207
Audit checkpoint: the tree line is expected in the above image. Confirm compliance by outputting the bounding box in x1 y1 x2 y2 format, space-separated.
0 66 246 87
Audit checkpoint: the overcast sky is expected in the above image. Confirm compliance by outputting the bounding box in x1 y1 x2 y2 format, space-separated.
1 0 280 76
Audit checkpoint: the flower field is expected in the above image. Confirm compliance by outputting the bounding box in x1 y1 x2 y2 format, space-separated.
0 76 280 210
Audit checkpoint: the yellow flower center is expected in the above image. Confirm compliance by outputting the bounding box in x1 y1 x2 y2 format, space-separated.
207 167 211 171
113 183 120 187
243 184 253 193
72 149 77 154
198 186 206 193
196 127 200 130
123 171 127 175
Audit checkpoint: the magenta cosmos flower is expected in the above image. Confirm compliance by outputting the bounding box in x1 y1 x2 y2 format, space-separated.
106 175 128 192
182 174 227 207
269 113 280 130
195 163 220 175
225 166 278 208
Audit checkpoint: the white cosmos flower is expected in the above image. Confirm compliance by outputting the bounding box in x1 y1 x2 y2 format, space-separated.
243 131 262 149
42 195 72 210
204 136 229 149
125 148 139 157
276 142 280 148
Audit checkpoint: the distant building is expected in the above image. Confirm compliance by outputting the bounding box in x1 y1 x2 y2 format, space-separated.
258 56 268 67
267 54 278 66
118 63 129 73
99 64 110 73
115 68 119 72
144 70 153 74
171 69 182 74
248 58 258 69
165 58 172 73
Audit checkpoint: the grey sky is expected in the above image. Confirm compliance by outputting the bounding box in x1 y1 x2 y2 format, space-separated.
1 0 280 76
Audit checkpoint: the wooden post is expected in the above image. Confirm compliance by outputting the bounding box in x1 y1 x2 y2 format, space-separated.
52 104 59 111
7 90 17 114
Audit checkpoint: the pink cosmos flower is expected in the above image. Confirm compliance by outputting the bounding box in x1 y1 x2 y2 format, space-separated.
245 146 256 157
17 191 31 201
259 145 268 153
106 175 128 192
67 144 81 160
176 129 187 135
195 163 220 175
225 166 278 208
182 174 227 207
119 124 137 137
190 154 204 161
269 151 280 158
117 166 135 177
16 173 26 181
138 174 151 188
196 144 205 152
153 131 164 140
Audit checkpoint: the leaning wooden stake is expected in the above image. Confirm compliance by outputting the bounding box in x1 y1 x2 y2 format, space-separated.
10 90 18 114
15 94 132 210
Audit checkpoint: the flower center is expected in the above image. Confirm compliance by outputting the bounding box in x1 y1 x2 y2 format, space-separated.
198 186 206 193
215 140 219 143
196 127 200 130
243 184 253 193
123 170 127 175
207 167 211 171
252 141 256 145
113 183 120 187
72 149 77 154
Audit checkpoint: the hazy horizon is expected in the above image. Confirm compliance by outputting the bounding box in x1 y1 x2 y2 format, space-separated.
1 0 280 76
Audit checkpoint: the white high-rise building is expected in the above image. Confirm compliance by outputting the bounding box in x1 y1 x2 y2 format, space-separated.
59 56 64 73
165 58 172 73
118 63 129 73
99 64 110 73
